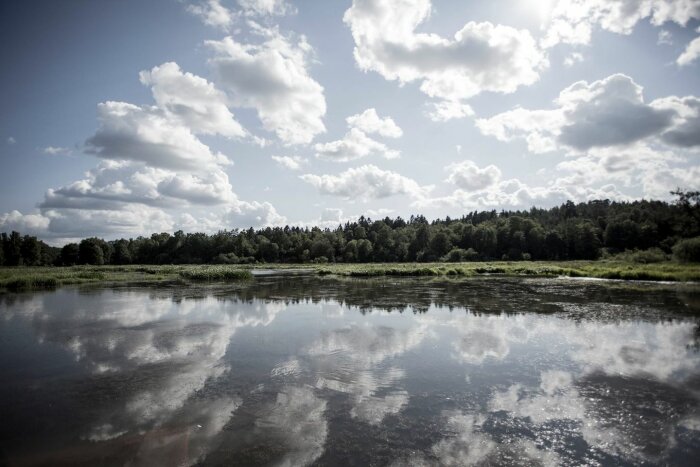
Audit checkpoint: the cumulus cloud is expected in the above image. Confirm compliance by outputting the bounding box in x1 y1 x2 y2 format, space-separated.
0 210 50 235
272 155 308 170
157 170 238 205
187 0 294 29
417 157 637 212
4 61 288 242
426 100 475 122
139 62 246 139
206 30 326 145
314 128 400 162
344 0 547 117
85 101 231 171
553 143 696 197
237 0 295 17
222 199 287 229
445 160 502 191
7 136 16 144
346 108 402 138
0 207 172 243
42 205 174 240
300 164 431 201
314 108 402 162
186 0 235 30
677 31 700 66
541 0 700 48
476 73 699 153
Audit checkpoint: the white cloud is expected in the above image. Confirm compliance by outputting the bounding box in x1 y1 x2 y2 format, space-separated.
186 0 235 30
445 160 502 191
653 95 700 147
157 170 238 205
344 0 548 112
237 0 295 17
0 210 50 235
272 155 308 170
6 61 289 242
677 32 700 66
300 164 431 201
7 136 16 145
420 141 700 213
314 108 402 162
426 100 475 122
85 101 231 171
314 128 400 162
42 205 174 240
222 199 287 229
139 62 246 139
41 161 170 209
206 31 326 145
541 0 700 48
319 207 343 224
43 146 72 156
346 108 402 138
477 73 699 153
419 157 635 212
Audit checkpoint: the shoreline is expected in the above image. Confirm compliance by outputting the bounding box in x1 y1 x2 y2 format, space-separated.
1 261 700 291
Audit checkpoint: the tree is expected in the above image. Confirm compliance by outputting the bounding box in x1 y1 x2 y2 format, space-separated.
310 237 334 261
112 239 132 265
673 237 700 262
3 231 22 266
20 236 41 266
357 239 373 262
79 238 105 265
429 231 452 259
473 225 497 258
60 243 80 266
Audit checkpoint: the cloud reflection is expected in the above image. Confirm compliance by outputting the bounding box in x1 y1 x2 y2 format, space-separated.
1 289 284 465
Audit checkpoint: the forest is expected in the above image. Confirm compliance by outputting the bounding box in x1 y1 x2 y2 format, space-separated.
2 192 700 267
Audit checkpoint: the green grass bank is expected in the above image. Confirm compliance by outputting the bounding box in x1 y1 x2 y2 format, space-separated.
1 260 699 291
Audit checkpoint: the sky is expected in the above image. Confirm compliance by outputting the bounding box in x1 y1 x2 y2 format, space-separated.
1 0 699 245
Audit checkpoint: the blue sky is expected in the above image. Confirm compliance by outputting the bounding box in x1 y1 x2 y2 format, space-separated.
1 0 699 244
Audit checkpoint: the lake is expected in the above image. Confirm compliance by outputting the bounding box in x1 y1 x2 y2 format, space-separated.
0 276 699 466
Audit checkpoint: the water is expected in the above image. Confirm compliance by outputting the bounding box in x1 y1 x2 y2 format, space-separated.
0 276 699 466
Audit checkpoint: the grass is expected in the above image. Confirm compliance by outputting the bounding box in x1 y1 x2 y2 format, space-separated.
0 264 251 291
0 260 699 292
178 267 253 281
312 260 700 282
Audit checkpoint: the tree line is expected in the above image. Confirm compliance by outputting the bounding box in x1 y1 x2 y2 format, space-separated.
2 193 699 267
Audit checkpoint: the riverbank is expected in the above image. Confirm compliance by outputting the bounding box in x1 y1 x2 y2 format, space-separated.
1 260 699 291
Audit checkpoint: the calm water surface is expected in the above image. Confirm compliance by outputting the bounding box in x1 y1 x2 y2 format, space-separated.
0 276 699 466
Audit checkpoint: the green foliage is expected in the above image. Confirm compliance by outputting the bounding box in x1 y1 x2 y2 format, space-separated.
442 247 479 262
1 192 700 267
606 248 668 264
673 237 700 263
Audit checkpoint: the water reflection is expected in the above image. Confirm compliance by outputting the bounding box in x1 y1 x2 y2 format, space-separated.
0 276 698 466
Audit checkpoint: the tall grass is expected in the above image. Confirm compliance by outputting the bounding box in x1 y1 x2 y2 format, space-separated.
178 267 253 281
311 261 700 282
1 260 698 292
